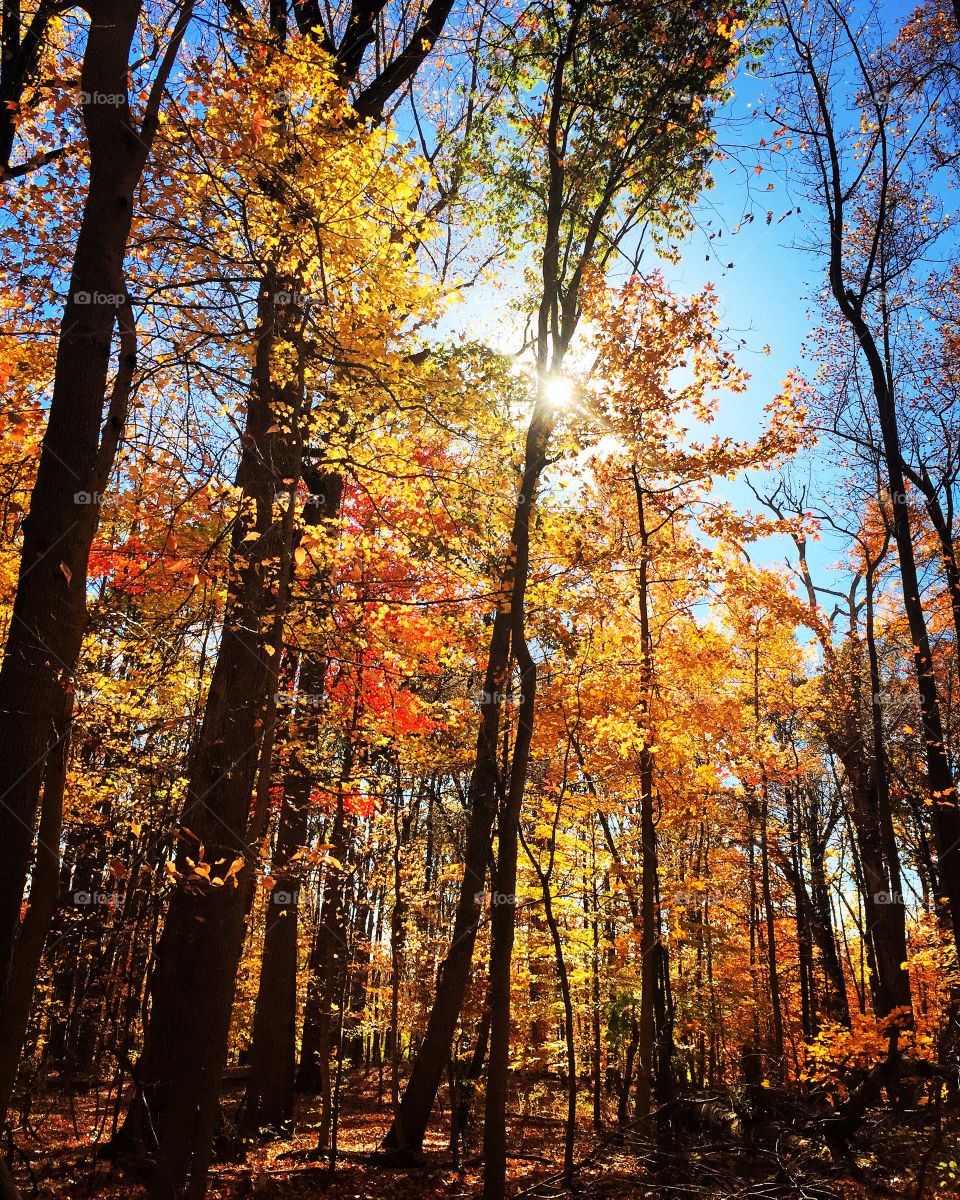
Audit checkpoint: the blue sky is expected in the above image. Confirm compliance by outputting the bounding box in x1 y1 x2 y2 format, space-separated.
662 49 880 589
669 64 826 574
438 6 940 600
447 64 831 579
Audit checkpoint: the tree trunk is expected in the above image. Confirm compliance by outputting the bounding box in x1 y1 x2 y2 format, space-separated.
522 828 575 1180
833 261 960 962
618 1015 639 1125
448 1002 490 1162
482 393 552 1200
784 788 815 1039
384 396 556 1156
590 865 602 1130
242 787 308 1136
122 275 302 1199
804 796 851 1025
311 798 350 1154
630 468 671 1119
0 737 66 1113
0 0 59 175
390 778 411 1112
0 0 193 1118
758 783 785 1081
863 549 912 1019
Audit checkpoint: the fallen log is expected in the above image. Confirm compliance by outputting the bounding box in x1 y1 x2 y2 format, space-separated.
820 1051 956 1143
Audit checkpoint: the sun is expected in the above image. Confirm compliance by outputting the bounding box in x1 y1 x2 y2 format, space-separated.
541 373 576 409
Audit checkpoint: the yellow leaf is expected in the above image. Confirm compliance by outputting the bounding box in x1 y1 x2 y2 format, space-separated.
223 857 245 887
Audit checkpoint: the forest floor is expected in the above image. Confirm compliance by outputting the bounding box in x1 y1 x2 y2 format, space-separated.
7 1075 960 1199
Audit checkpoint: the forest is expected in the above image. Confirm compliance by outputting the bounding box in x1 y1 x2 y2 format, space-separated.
5 0 960 1197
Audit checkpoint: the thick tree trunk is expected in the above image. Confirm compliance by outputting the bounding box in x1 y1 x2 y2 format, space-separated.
0 0 193 1119
296 926 327 1094
120 276 301 1199
242 787 308 1136
0 740 65 1114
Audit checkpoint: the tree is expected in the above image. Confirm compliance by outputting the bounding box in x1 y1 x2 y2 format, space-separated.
114 15 466 1187
774 0 960 963
384 6 753 1180
0 0 195 1124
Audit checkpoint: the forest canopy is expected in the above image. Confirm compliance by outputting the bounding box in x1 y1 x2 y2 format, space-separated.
2 1 960 1198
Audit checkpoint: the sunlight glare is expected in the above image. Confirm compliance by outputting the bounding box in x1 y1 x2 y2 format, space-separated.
542 373 576 409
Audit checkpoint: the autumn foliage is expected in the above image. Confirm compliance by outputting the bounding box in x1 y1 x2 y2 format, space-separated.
2 2 960 1199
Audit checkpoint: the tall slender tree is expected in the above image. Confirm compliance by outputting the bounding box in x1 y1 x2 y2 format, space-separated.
384 4 754 1181
776 0 960 960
